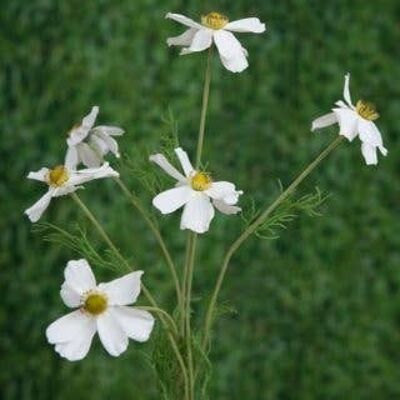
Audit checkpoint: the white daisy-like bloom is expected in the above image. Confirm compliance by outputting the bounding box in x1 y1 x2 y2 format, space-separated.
46 259 154 361
150 147 243 234
24 162 119 223
166 12 266 73
66 106 125 169
312 73 388 165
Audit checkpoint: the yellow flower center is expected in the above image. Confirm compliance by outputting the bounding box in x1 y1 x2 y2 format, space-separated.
201 12 229 30
356 100 379 121
47 165 69 187
84 292 108 315
191 172 212 191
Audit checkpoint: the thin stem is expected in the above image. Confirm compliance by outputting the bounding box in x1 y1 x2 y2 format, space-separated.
114 177 182 309
70 192 190 399
195 47 213 169
201 136 344 350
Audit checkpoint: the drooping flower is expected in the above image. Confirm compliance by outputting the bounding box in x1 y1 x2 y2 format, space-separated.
312 73 388 165
66 106 124 169
150 147 242 233
166 12 266 73
46 259 154 361
24 162 118 222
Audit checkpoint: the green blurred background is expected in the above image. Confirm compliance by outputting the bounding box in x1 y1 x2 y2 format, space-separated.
1 0 400 398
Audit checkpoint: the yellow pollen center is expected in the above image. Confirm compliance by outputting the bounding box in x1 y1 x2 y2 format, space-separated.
356 100 379 121
191 172 212 191
48 165 69 187
84 292 108 315
201 12 229 30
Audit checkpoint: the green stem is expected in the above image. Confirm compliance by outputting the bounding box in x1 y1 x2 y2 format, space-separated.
201 136 344 350
136 306 179 337
70 192 190 399
114 177 182 310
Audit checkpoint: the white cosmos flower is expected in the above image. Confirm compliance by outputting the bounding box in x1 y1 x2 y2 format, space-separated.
166 12 266 73
24 162 118 223
46 259 154 361
312 73 388 165
150 147 243 234
66 106 125 169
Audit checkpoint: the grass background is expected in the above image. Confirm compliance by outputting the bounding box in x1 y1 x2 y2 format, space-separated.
1 0 400 398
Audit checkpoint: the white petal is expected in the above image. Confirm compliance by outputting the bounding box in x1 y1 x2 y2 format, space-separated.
379 145 388 156
60 282 81 308
222 190 243 205
149 153 186 182
94 132 120 157
52 184 80 197
77 143 103 168
167 28 197 47
65 146 79 170
112 306 155 342
174 147 194 177
186 28 212 52
91 125 124 136
214 30 248 73
165 12 203 29
311 112 338 131
46 310 96 361
67 106 99 146
64 259 96 294
205 181 236 200
97 311 128 357
152 186 192 214
332 108 359 141
358 119 384 147
335 100 349 108
180 194 215 234
24 189 54 223
27 168 49 182
361 142 378 165
343 73 354 107
89 134 109 156
98 271 144 306
213 199 241 215
68 163 119 186
224 18 266 33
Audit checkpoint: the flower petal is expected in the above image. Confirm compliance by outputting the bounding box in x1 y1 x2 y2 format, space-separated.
343 73 354 107
167 28 197 47
64 259 96 294
180 194 215 234
27 168 49 182
68 162 119 186
358 119 384 147
332 108 359 141
361 142 378 165
205 181 237 200
224 18 266 33
65 146 79 170
97 310 128 357
149 154 186 182
175 147 194 177
112 306 155 342
186 28 212 52
91 132 120 157
311 112 338 131
91 126 124 136
77 143 103 168
60 282 82 308
98 271 144 306
165 12 203 29
213 199 241 215
152 186 192 214
67 106 99 146
213 30 248 73
24 189 54 223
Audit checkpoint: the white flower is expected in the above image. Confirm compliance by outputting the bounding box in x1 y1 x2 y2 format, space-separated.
24 162 118 223
312 73 388 165
46 259 154 361
150 147 243 234
166 12 266 73
66 106 125 169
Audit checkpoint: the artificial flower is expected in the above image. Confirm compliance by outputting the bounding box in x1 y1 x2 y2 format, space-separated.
150 147 242 233
166 12 266 73
312 73 388 165
46 259 154 361
24 162 118 222
66 106 124 169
